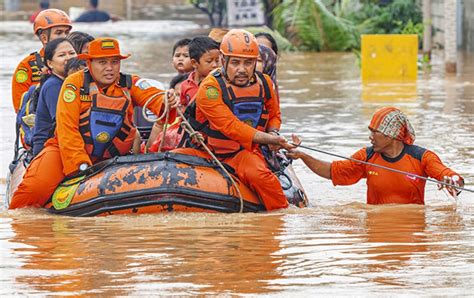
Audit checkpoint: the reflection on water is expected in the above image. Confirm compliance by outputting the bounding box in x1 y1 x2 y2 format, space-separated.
0 21 473 295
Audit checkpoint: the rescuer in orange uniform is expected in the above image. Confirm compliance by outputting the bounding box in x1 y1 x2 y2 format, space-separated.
12 9 72 113
9 38 178 209
287 107 465 204
173 29 293 211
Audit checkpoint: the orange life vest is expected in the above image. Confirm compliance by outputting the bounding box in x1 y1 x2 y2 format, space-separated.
185 71 271 158
78 70 137 159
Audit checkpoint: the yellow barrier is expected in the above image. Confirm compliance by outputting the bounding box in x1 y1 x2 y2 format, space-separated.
361 34 418 82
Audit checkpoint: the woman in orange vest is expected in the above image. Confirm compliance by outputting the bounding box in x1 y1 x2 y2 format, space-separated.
12 9 72 113
173 29 294 211
287 107 464 204
9 38 178 209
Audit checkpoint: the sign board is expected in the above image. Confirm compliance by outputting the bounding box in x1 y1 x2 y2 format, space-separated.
361 34 418 82
227 0 265 27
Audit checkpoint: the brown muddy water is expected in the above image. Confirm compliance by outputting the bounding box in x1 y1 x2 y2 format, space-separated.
0 21 473 295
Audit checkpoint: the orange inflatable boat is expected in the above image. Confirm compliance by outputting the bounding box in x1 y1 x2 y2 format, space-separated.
6 151 307 216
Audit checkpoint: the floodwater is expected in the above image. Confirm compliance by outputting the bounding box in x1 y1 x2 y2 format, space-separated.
0 21 473 295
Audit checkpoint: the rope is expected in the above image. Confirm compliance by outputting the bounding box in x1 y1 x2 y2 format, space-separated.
293 143 474 194
177 109 245 213
141 91 169 153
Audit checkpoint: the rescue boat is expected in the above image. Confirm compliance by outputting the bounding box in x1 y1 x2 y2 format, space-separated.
6 151 307 216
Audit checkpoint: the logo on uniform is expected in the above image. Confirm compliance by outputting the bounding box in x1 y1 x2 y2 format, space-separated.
368 171 378 176
15 70 28 83
96 131 111 143
243 119 254 127
63 89 76 103
206 86 219 100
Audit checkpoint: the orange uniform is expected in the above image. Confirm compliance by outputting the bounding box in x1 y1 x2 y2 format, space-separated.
174 71 287 211
11 49 44 113
10 69 173 209
331 145 461 204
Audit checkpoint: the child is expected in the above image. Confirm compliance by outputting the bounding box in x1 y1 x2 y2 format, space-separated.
180 36 220 107
147 37 220 152
144 73 188 152
172 38 193 74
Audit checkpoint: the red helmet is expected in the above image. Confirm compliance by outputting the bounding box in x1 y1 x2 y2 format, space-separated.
34 9 72 34
220 29 259 58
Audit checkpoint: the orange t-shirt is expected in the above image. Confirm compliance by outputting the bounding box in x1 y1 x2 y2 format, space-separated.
331 145 461 204
49 70 175 175
194 73 281 151
11 49 44 113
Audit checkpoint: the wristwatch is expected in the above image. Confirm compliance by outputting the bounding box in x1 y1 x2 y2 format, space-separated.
269 129 280 136
79 163 88 172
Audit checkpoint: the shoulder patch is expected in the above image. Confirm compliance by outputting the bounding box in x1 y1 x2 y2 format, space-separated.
15 70 28 83
206 86 219 100
63 88 77 103
66 84 77 91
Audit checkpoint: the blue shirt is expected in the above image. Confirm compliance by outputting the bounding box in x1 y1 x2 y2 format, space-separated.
75 10 111 22
32 75 63 156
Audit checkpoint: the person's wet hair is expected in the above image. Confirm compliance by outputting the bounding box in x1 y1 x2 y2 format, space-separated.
65 58 87 75
188 36 219 62
172 38 191 56
255 32 279 56
90 0 99 8
169 73 188 89
67 31 95 54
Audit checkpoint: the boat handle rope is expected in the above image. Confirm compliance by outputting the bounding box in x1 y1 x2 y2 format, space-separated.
292 143 474 194
177 108 245 213
142 91 170 153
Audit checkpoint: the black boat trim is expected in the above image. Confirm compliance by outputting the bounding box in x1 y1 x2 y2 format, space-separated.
48 187 264 216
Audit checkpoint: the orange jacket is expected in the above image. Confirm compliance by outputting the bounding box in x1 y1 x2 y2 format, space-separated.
12 49 44 113
51 70 175 175
194 72 281 152
331 145 462 204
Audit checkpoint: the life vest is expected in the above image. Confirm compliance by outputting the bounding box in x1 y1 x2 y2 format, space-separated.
28 51 45 83
78 70 137 159
184 70 272 158
16 84 41 149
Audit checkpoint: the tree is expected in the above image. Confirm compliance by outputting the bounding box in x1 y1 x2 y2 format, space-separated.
190 0 226 27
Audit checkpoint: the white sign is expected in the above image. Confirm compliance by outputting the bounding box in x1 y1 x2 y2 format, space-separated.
227 0 265 27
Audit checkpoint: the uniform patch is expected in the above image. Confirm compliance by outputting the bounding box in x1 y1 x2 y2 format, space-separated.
63 89 76 103
66 84 77 91
15 70 28 83
206 86 219 100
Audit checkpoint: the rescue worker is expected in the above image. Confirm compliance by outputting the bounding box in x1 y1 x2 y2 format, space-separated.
9 38 178 209
287 107 465 204
173 29 293 211
12 8 72 113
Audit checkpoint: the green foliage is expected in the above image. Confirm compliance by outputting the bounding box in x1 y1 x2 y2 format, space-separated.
245 26 295 51
272 0 359 51
271 0 423 51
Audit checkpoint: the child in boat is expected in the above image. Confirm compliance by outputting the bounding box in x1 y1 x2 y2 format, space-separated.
172 38 193 74
146 36 220 153
143 73 187 152
286 107 465 204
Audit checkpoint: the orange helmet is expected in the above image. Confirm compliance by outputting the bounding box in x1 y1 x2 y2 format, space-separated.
34 9 72 34
220 29 259 59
